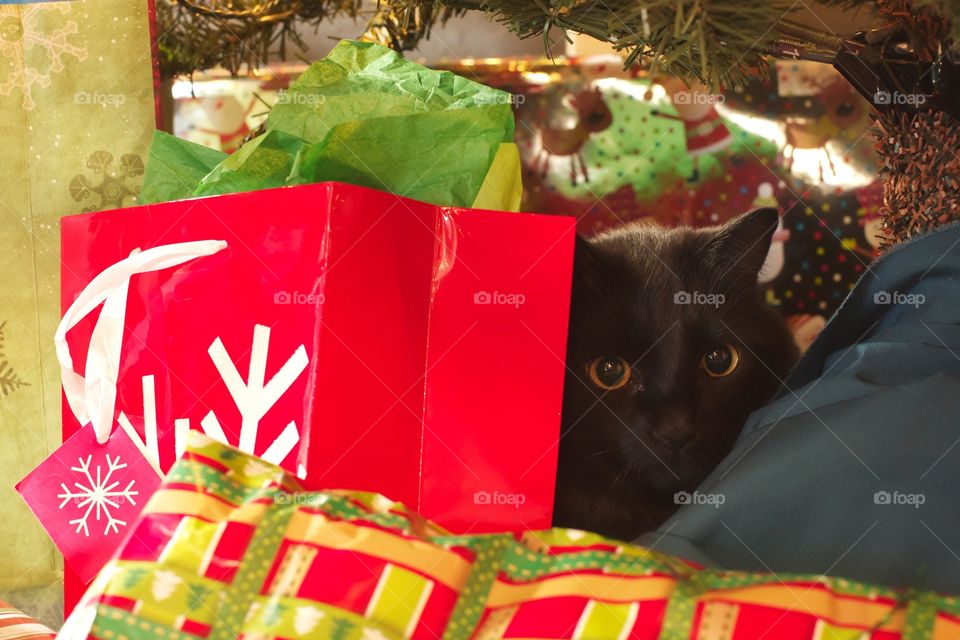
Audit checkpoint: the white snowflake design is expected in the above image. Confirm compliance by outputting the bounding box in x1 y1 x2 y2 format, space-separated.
0 4 88 110
57 453 139 536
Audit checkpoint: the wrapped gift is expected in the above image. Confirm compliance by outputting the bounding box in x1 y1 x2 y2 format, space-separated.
60 432 960 640
0 0 158 605
44 180 573 610
0 600 55 639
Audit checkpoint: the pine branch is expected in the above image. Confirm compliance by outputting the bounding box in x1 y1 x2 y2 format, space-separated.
155 0 957 84
362 2 469 51
381 0 815 88
156 0 368 79
816 0 956 52
377 0 958 87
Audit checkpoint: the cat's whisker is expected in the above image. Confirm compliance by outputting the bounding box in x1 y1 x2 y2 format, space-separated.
611 464 634 489
584 445 631 458
716 286 757 310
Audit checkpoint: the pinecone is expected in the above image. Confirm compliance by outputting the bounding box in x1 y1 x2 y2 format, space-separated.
873 106 960 249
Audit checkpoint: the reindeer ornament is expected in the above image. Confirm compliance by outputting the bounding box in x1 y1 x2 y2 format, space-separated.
533 87 613 185
780 73 867 182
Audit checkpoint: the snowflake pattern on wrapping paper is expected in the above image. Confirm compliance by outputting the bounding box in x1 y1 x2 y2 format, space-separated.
0 321 29 398
57 453 139 536
69 150 144 211
0 4 88 110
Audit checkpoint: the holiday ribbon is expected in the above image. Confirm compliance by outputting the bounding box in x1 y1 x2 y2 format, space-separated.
54 240 228 447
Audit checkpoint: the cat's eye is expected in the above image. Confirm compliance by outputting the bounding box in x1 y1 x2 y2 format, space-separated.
701 345 740 378
588 357 632 390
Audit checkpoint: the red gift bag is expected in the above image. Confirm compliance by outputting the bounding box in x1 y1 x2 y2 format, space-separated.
57 182 575 608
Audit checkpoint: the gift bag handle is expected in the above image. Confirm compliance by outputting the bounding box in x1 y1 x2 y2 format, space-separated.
55 240 228 445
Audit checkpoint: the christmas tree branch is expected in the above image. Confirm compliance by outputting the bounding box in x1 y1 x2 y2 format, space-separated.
380 0 821 87
157 0 957 88
157 0 367 78
776 19 845 51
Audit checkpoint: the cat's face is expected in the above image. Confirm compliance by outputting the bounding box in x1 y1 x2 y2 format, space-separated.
561 209 799 496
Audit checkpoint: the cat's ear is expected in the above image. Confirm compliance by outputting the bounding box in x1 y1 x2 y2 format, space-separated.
572 235 603 289
574 235 599 262
705 208 779 285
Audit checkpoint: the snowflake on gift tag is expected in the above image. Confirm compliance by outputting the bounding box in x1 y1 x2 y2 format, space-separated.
119 324 308 475
0 4 88 110
57 453 139 536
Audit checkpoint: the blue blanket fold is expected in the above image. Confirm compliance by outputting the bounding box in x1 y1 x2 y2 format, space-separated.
642 221 960 593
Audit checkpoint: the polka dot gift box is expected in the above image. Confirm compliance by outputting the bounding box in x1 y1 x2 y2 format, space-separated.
60 432 960 640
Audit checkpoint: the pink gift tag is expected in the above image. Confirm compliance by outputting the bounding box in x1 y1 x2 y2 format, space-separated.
17 426 161 583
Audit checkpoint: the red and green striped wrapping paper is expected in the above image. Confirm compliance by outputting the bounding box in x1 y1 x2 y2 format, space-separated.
59 432 960 640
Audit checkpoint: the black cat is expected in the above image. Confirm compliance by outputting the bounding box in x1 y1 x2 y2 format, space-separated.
554 208 799 541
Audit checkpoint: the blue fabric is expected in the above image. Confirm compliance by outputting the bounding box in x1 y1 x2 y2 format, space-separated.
641 221 960 593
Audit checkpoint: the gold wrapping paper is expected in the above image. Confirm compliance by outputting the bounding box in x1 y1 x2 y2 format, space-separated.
0 0 156 602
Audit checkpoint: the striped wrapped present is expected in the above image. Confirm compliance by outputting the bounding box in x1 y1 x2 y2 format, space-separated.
0 601 55 639
59 432 960 639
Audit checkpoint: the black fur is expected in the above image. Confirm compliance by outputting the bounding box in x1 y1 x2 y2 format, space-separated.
554 209 799 541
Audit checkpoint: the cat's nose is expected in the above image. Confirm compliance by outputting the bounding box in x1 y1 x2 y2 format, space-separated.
652 423 694 452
